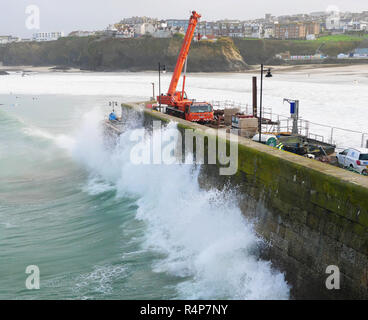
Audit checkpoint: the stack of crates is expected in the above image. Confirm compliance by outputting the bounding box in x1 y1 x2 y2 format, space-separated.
232 115 258 138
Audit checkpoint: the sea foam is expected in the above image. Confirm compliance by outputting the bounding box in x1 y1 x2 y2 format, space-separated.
70 110 290 300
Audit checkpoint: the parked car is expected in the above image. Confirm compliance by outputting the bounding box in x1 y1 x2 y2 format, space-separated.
336 148 368 175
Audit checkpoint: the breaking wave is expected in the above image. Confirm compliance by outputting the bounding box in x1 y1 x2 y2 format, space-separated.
70 110 290 300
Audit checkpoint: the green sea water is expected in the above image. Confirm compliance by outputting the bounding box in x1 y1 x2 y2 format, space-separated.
0 74 290 300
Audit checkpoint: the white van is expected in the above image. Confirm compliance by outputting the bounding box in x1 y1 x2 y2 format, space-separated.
336 148 368 175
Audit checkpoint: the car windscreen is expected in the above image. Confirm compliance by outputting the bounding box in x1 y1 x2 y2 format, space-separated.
359 153 368 160
190 104 212 113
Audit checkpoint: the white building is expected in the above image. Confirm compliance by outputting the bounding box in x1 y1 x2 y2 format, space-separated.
0 36 12 44
251 24 263 38
116 28 135 38
134 23 156 36
242 23 263 38
33 32 64 41
306 34 316 40
344 21 367 32
326 10 342 30
337 53 349 59
104 25 118 37
0 35 20 44
68 31 96 37
263 26 275 39
152 29 172 38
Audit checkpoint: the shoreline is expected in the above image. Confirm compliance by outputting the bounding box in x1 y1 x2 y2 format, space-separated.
0 65 84 73
1 63 368 75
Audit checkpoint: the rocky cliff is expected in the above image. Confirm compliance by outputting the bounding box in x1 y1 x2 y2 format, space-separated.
0 36 248 72
0 36 365 72
233 38 364 65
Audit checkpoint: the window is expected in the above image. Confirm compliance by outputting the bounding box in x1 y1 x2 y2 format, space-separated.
340 149 349 155
359 153 368 160
190 104 213 113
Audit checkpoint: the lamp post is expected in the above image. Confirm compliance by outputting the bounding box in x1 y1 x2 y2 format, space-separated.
158 62 166 110
259 64 272 143
151 82 155 101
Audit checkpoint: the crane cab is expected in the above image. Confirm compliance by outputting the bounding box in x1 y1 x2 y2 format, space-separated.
185 103 213 122
165 101 213 123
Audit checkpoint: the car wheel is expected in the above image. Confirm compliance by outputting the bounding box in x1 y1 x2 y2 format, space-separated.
363 169 368 176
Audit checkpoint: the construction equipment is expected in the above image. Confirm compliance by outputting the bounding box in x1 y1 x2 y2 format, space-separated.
157 11 214 123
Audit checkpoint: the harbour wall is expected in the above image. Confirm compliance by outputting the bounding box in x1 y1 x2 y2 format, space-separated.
121 102 368 299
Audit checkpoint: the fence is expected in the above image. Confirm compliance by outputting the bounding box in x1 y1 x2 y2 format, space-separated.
210 100 368 149
211 100 273 119
263 115 368 149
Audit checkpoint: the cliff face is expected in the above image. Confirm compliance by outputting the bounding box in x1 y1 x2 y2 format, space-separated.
170 37 247 72
0 36 248 72
233 38 363 65
1 36 364 71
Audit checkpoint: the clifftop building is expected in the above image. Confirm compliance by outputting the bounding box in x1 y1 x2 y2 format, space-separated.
68 31 96 37
166 19 190 31
33 32 64 42
0 35 19 44
274 22 320 39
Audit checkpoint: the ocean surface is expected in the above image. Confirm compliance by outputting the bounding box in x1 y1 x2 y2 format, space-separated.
0 68 366 300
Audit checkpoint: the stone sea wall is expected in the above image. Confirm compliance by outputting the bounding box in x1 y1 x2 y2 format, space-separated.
123 102 368 299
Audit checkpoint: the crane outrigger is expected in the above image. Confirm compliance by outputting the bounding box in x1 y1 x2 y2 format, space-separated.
158 11 214 123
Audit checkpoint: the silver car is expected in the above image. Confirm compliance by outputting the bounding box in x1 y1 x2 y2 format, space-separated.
336 148 368 175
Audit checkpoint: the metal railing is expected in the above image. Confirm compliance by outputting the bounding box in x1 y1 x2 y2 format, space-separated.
210 100 368 149
211 100 251 114
263 115 368 149
210 100 273 119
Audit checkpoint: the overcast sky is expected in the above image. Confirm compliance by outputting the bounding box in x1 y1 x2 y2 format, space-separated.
1 0 367 37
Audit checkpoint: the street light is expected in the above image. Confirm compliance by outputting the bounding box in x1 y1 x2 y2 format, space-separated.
151 82 155 101
158 62 166 110
259 64 273 143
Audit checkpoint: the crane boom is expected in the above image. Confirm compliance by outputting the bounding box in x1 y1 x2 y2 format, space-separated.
156 10 214 123
167 11 201 97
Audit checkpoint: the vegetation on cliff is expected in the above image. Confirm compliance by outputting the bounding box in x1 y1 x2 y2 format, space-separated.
233 38 365 65
0 36 247 72
0 35 366 71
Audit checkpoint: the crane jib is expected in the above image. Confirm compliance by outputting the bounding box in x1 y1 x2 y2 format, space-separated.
157 10 213 124
167 11 201 97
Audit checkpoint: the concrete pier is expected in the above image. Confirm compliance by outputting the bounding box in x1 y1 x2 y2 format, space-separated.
119 101 368 299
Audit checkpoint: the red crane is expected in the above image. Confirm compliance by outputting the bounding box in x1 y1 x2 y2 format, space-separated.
158 11 214 122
